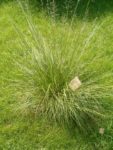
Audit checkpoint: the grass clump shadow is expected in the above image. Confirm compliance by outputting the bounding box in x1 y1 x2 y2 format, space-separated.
10 0 113 134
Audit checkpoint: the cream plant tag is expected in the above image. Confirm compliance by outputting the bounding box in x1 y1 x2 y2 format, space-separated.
69 76 82 91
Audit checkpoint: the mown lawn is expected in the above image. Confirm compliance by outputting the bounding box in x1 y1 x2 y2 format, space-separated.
0 0 113 149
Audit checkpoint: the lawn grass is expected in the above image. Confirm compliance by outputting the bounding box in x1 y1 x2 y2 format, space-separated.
0 0 113 149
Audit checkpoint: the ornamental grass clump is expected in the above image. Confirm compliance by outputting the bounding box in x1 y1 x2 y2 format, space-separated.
13 0 113 132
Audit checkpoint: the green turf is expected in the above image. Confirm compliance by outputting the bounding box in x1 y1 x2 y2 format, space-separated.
0 0 113 149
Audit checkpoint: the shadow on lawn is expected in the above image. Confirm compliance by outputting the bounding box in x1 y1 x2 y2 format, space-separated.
31 0 113 20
